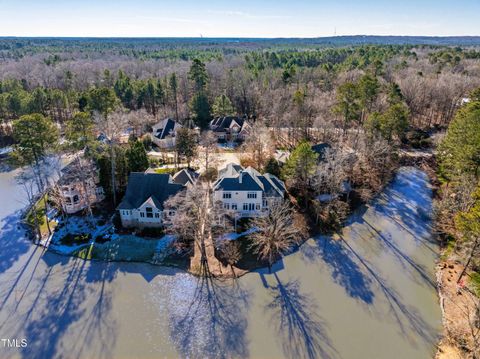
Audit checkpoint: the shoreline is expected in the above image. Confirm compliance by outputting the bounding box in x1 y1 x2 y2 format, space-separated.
26 164 422 280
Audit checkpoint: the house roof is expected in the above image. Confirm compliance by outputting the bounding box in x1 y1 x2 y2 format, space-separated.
209 116 250 133
58 158 97 185
218 163 244 178
213 163 285 198
311 143 332 161
172 168 199 186
117 173 184 210
152 118 181 140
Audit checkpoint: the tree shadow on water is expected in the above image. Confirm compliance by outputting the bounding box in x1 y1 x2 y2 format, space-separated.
337 235 438 346
169 274 250 359
17 256 118 359
266 273 338 359
0 212 31 274
302 237 375 305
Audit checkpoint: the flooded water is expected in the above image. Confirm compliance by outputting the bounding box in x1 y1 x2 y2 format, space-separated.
0 166 441 359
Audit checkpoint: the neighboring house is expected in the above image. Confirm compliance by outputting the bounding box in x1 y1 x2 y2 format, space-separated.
58 159 105 214
274 150 290 164
117 173 184 228
311 143 332 162
151 118 182 149
213 164 286 218
209 116 251 143
172 168 199 187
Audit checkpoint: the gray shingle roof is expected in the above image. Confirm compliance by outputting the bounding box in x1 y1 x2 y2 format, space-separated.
209 116 249 133
311 143 332 161
218 163 244 178
172 168 199 186
213 164 285 198
117 173 184 210
153 118 181 140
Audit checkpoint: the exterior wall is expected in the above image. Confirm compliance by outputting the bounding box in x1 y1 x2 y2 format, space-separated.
119 203 164 228
151 135 176 149
213 189 265 217
61 179 105 214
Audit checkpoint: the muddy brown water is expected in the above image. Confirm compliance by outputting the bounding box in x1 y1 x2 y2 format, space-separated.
0 166 441 359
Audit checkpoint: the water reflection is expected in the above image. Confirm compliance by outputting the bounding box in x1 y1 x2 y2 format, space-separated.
168 275 250 358
266 273 337 359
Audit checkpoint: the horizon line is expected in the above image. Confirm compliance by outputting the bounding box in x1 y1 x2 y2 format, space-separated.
1 34 480 40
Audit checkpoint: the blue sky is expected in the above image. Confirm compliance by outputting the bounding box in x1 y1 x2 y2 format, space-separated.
0 0 479 37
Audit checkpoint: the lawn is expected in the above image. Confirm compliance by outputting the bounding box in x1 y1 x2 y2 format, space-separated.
25 194 57 239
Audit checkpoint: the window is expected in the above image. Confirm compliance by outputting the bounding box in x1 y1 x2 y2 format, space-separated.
73 195 79 204
66 197 72 204
243 203 255 211
256 204 260 210
224 203 230 210
140 212 145 218
231 204 237 210
223 192 232 199
146 207 153 218
247 192 257 199
155 213 160 218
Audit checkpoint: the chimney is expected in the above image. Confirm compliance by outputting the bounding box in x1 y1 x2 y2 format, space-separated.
239 171 243 184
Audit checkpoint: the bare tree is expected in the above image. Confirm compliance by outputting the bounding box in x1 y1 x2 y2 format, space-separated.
249 201 304 272
241 124 275 169
218 241 242 278
163 183 230 276
197 131 219 179
94 109 128 206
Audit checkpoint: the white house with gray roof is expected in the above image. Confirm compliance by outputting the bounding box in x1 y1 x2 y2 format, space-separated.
117 173 184 228
151 118 182 149
213 163 286 218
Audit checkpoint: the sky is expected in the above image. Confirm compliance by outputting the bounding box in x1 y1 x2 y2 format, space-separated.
0 0 479 38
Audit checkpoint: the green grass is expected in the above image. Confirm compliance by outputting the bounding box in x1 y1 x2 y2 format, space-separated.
440 235 456 261
154 168 175 174
89 236 159 262
26 194 57 238
469 272 480 297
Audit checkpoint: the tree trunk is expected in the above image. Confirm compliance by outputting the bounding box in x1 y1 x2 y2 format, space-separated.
458 237 480 284
110 143 117 207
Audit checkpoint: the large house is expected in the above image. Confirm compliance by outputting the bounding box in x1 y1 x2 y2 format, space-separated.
209 116 251 143
58 159 105 214
213 163 286 218
151 118 182 149
117 173 184 228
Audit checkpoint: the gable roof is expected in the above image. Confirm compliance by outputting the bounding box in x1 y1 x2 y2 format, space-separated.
209 116 249 133
117 172 184 210
172 168 199 186
218 163 244 178
152 118 181 140
213 164 285 198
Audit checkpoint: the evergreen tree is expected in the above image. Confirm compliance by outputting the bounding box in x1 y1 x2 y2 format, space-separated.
212 94 235 117
438 101 480 180
190 92 211 129
188 59 209 92
169 73 179 120
175 128 197 167
126 139 149 173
